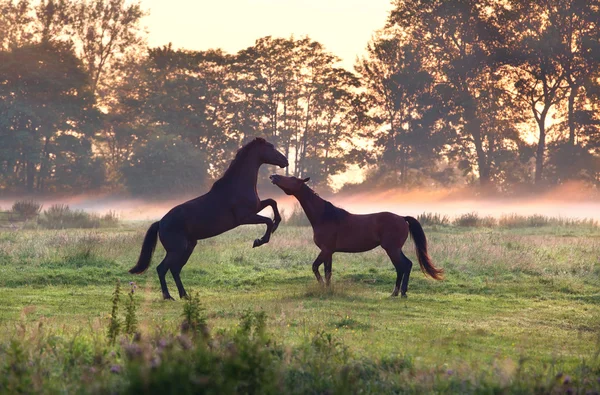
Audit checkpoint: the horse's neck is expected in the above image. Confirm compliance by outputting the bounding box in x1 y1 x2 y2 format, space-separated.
221 153 261 192
295 185 325 226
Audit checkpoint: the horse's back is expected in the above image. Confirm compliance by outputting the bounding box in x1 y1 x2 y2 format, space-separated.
159 191 238 241
332 211 408 252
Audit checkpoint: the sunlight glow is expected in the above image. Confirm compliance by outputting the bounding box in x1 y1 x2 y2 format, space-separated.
142 0 393 70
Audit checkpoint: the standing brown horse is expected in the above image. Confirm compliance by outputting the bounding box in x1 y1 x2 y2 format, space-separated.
270 174 443 297
129 138 288 300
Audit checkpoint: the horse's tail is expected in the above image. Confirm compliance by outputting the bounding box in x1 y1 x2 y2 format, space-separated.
404 216 444 280
129 221 160 274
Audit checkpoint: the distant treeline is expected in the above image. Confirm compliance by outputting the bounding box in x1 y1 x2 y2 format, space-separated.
0 0 599 197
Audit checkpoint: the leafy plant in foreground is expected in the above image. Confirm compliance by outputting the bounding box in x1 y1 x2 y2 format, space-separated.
107 280 121 344
124 282 138 336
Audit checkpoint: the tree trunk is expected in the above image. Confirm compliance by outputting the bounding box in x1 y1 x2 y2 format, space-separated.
568 84 577 147
467 114 490 186
535 120 546 184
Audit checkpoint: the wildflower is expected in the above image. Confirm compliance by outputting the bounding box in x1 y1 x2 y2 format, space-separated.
110 364 122 374
177 334 193 350
151 355 162 369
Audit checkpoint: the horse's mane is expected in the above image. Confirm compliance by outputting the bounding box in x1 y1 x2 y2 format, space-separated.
301 183 349 223
322 201 349 223
212 137 265 188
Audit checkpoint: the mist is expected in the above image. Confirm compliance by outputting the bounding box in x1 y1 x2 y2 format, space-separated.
2 181 598 223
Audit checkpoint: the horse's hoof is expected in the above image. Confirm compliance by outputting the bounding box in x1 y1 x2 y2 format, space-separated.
390 293 399 297
163 295 175 301
401 294 408 298
252 239 262 248
272 222 280 234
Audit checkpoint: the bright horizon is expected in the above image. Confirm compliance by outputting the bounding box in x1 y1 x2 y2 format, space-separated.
142 0 393 70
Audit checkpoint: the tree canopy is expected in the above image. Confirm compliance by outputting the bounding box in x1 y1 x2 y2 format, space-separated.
0 0 598 196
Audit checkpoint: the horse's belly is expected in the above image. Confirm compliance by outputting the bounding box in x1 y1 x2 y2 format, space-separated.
335 231 379 253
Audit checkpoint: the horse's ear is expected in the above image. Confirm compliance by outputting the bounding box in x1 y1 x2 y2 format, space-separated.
302 177 310 183
255 137 266 144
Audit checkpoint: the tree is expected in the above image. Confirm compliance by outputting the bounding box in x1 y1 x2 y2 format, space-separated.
0 42 100 193
0 0 34 50
387 0 507 186
121 133 208 196
234 36 361 185
357 37 447 186
70 0 146 96
505 0 567 184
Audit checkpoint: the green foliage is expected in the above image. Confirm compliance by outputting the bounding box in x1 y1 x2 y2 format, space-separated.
107 280 121 345
417 212 450 226
453 212 497 227
181 292 207 337
0 226 599 393
10 200 42 220
499 213 599 229
124 282 138 336
0 42 101 194
121 133 208 196
38 204 119 229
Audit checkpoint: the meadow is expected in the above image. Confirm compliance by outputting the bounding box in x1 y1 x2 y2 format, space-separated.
0 219 599 393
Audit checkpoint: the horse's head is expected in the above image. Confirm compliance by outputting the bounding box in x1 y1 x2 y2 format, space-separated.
253 137 288 168
269 174 310 195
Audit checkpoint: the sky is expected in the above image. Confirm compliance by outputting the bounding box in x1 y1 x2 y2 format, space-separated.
142 0 394 70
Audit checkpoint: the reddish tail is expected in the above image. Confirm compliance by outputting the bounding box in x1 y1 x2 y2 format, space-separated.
129 221 159 274
404 216 444 280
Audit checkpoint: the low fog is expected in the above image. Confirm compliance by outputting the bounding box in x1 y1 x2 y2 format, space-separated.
2 182 598 222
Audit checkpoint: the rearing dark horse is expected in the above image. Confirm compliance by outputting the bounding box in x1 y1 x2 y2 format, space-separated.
129 137 288 300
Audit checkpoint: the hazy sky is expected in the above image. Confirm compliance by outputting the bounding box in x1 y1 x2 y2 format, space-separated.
143 0 393 70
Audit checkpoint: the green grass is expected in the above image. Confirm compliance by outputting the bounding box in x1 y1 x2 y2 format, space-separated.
0 224 599 392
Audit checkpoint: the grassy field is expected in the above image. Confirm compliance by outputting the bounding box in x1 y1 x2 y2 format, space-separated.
0 222 599 393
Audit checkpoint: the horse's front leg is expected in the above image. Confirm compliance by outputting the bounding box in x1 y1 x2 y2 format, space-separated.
258 198 281 234
241 214 274 248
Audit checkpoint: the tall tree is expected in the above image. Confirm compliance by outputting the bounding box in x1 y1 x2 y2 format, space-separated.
357 37 447 186
505 0 566 184
0 42 100 193
70 0 146 96
387 0 506 186
0 0 34 50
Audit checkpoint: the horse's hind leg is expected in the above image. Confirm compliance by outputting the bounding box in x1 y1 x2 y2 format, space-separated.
398 251 413 297
157 234 190 300
170 240 197 299
324 256 333 286
384 248 413 297
156 255 175 300
311 251 331 285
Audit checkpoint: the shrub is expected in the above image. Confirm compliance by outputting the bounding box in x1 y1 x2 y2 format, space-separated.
181 292 207 337
100 210 120 227
107 281 121 345
38 204 119 229
11 200 42 220
124 282 138 336
498 213 599 228
453 212 481 227
417 212 450 226
453 212 497 227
